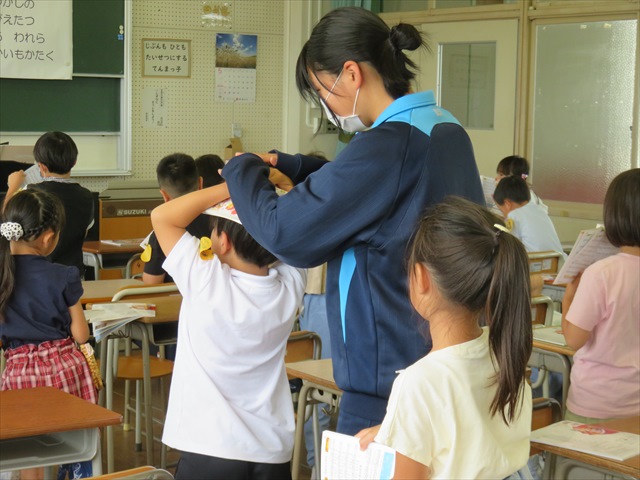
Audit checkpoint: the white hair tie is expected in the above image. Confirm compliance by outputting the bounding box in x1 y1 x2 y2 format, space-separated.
494 223 510 234
0 222 24 241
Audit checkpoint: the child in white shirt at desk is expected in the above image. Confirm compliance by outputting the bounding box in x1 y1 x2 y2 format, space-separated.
151 184 306 480
496 155 548 213
562 168 640 423
357 197 533 479
494 175 564 257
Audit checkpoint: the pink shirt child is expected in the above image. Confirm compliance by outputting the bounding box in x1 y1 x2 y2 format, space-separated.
566 253 640 418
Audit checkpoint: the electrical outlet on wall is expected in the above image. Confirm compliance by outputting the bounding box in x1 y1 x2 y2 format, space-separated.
232 123 242 138
319 118 338 135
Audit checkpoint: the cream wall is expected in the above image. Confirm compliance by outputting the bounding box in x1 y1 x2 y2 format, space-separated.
80 0 292 193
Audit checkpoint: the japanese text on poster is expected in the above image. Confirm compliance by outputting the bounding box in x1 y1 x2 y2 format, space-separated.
0 0 73 79
142 38 191 78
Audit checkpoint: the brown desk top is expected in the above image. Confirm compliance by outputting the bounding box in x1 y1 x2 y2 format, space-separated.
115 294 182 324
83 240 143 255
0 387 122 440
533 339 576 357
530 416 640 477
81 279 143 305
286 358 341 392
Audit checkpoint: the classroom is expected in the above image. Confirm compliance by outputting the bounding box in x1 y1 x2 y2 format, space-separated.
0 0 638 479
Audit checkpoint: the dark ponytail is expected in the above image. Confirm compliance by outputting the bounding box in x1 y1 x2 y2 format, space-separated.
296 7 428 104
408 196 532 424
0 189 65 321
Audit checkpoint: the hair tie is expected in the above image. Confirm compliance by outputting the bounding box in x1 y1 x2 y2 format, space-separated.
521 173 528 180
0 222 24 241
494 223 510 236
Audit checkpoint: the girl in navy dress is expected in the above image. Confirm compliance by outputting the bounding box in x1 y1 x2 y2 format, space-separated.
0 189 96 480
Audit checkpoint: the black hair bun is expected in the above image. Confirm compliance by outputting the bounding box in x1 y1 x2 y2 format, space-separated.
389 23 423 51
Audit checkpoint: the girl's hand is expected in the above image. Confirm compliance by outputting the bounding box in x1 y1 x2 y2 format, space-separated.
269 168 293 192
355 424 381 451
7 170 25 191
562 272 582 313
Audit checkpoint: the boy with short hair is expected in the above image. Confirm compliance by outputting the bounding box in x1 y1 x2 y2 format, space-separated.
4 131 94 276
142 153 211 284
151 184 305 479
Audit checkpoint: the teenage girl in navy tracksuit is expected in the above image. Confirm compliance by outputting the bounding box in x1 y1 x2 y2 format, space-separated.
222 7 484 434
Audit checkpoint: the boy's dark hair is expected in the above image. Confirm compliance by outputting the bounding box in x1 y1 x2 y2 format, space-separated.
496 155 530 178
603 168 640 248
493 175 531 206
33 131 78 175
0 189 65 321
407 196 531 424
156 153 199 198
195 154 225 189
210 216 277 268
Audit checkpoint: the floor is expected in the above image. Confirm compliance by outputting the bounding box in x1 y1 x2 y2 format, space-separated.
101 376 314 480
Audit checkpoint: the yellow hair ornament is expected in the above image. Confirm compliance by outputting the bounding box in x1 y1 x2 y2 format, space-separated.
140 244 152 262
199 236 213 260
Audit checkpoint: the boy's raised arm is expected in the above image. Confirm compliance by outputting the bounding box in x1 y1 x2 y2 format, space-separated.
151 183 230 257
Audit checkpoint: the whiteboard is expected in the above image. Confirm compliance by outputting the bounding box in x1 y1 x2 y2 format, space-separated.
0 0 73 79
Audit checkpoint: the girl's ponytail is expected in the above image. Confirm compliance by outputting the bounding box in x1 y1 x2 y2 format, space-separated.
0 232 14 322
487 229 532 423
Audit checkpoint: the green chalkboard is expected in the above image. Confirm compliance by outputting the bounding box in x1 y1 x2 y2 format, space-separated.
0 0 124 132
73 0 125 75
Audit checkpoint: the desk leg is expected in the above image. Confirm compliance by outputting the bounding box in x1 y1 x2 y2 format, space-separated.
138 324 155 466
292 383 313 480
92 428 104 477
106 338 115 473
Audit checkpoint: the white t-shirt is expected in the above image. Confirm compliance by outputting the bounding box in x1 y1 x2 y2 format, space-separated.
162 233 306 463
566 253 640 418
375 327 532 479
508 201 564 255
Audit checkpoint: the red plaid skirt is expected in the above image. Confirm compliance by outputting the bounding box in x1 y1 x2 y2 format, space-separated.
1 337 97 404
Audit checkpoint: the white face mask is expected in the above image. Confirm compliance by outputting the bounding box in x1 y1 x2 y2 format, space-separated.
322 70 368 133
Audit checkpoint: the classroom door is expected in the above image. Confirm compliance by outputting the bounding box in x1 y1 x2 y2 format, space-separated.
412 19 519 177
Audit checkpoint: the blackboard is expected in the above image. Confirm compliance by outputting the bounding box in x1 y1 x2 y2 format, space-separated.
0 0 125 133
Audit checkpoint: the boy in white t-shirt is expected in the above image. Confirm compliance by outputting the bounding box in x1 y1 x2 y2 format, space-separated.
150 184 306 479
494 175 564 256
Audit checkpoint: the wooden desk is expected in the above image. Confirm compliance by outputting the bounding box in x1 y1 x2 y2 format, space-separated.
83 241 142 280
286 359 342 480
530 336 575 410
81 279 143 305
0 387 121 475
531 416 640 479
100 294 181 471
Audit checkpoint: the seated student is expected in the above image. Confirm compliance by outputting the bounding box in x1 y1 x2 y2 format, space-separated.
496 155 548 213
494 175 564 256
562 168 639 424
142 153 212 285
4 132 94 277
357 197 532 479
151 184 306 480
195 154 225 188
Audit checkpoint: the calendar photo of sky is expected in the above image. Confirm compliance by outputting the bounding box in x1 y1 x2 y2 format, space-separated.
215 34 257 69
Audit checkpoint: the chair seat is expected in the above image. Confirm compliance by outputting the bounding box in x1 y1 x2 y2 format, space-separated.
97 354 174 380
117 356 174 380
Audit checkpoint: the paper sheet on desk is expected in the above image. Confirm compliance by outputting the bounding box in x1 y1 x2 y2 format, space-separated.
321 431 396 480
531 421 640 461
533 325 566 346
554 228 618 285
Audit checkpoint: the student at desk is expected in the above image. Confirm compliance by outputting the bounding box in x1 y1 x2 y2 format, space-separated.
142 153 214 285
562 168 640 424
4 132 94 277
151 184 306 479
